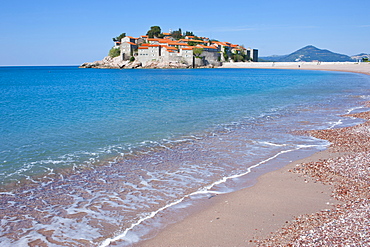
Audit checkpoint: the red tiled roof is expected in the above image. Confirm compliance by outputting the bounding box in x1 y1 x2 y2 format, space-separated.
164 46 178 50
197 45 218 49
138 47 148 49
178 39 205 43
168 42 188 46
182 47 194 50
126 42 137 46
212 41 229 46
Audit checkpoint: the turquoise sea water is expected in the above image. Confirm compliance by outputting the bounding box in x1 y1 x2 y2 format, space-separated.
0 66 369 246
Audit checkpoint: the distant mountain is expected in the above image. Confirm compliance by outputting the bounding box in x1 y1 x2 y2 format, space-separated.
258 55 286 62
260 45 354 62
351 53 369 61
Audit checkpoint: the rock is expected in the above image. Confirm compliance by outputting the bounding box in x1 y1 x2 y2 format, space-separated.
118 60 130 68
124 60 142 69
131 61 142 68
80 57 210 69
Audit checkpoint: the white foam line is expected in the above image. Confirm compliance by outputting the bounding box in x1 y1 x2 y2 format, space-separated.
0 192 15 196
99 196 187 247
202 147 302 191
99 145 312 247
259 141 288 147
346 106 364 114
328 120 342 129
328 105 366 129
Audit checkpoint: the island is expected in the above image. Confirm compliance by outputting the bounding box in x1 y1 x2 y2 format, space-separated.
80 26 258 69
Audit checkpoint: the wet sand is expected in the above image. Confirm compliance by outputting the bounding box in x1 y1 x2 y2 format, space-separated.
138 64 370 246
139 151 339 246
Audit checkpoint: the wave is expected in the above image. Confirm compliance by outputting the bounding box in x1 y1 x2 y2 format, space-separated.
99 142 327 246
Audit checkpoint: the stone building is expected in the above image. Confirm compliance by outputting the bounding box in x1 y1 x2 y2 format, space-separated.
246 48 259 62
116 33 257 66
121 42 137 60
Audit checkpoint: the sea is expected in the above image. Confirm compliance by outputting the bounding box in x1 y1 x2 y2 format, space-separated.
0 66 369 246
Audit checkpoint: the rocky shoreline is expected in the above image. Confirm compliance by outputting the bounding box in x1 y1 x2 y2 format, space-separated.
79 56 218 69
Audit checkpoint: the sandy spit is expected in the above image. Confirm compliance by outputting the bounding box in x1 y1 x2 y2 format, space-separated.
220 61 370 76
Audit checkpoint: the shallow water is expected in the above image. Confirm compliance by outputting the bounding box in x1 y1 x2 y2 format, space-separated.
0 67 369 246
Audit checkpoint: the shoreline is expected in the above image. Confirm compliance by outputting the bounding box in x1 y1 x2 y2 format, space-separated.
220 61 370 76
136 64 370 246
138 150 340 247
78 60 370 74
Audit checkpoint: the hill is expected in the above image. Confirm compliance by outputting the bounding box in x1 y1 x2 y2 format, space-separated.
351 53 370 61
261 45 354 62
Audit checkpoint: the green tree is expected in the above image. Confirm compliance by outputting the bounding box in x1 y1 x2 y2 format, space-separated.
223 51 229 61
223 46 229 61
187 41 197 46
193 48 204 58
108 47 120 58
231 54 244 62
184 31 194 36
363 57 369 62
147 26 162 38
239 48 248 62
171 28 183 40
113 33 126 42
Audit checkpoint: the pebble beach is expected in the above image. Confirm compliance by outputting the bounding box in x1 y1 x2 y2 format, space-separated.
256 109 370 246
140 62 370 246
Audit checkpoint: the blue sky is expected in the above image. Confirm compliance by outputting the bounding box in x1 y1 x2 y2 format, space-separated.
1 0 369 65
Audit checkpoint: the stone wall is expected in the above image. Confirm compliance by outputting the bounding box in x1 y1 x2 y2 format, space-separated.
194 57 204 67
202 51 221 66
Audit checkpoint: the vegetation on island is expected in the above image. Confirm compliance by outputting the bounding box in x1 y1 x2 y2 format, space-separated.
146 26 162 38
113 33 126 42
108 47 120 58
146 26 202 42
192 48 204 58
112 27 198 42
170 28 183 40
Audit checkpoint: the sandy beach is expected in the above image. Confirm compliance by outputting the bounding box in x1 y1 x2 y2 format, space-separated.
138 63 370 246
220 61 370 76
